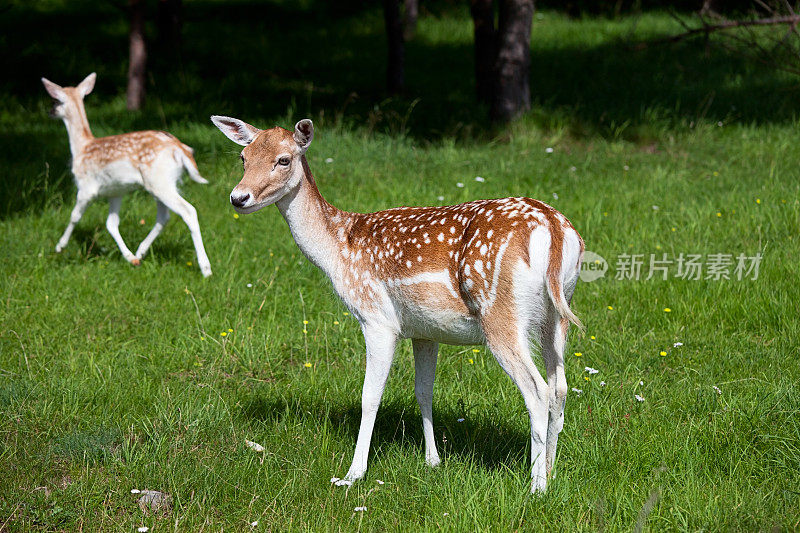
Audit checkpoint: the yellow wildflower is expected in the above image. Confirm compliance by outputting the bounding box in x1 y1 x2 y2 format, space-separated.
660 351 667 356
303 320 309 325
343 312 350 316
468 358 474 364
333 320 340 325
574 352 583 357
186 261 192 266
671 227 676 232
756 198 761 204
228 328 233 332
663 308 671 312
304 362 312 368
220 332 227 337
303 329 307 334
472 348 480 354
716 212 722 217
607 306 613 310
233 213 240 219
590 335 596 340
584 376 590 381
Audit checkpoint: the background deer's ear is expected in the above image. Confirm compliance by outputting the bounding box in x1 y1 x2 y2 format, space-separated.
77 72 96 97
41 77 66 101
211 115 260 146
293 119 314 153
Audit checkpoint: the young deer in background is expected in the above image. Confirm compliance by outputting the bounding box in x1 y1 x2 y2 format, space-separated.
212 116 583 493
42 73 212 276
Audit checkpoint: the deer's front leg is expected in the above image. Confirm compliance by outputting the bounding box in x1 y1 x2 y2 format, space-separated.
335 325 397 486
412 339 440 467
55 192 92 253
105 197 138 264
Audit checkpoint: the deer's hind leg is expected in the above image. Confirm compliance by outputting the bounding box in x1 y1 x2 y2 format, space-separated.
541 308 568 479
143 157 212 277
481 294 550 493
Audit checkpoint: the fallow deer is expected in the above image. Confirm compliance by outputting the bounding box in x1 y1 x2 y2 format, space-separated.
42 73 212 276
212 116 583 493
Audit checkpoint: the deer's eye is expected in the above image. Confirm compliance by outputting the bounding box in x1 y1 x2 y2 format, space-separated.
278 156 290 166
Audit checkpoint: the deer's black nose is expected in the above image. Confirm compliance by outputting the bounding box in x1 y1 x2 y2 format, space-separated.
230 193 250 208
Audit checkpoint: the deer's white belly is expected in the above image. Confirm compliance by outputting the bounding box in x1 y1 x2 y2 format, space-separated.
92 160 144 197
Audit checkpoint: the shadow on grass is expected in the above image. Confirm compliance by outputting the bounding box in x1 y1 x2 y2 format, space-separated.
240 393 529 470
3 0 800 218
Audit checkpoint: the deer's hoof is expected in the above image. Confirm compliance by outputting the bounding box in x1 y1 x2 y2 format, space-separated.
130 258 141 266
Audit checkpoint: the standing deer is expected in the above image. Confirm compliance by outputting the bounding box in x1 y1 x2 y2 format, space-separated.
212 116 583 493
42 73 212 276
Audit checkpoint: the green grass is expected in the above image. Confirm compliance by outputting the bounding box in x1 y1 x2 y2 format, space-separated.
2 1 800 530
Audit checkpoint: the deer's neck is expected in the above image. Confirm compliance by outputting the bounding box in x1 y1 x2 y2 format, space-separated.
276 158 351 280
63 106 94 159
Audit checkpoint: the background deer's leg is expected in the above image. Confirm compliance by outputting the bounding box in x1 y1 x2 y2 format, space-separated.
105 196 137 264
55 191 92 253
135 199 170 260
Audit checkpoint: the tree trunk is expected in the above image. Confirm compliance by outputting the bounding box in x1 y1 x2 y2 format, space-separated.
127 0 147 110
383 0 405 94
403 0 418 41
491 0 534 123
470 0 496 104
157 0 182 52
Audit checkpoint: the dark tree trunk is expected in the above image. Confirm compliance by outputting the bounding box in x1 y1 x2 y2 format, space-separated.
403 0 418 41
383 0 405 94
470 0 497 104
127 0 147 110
157 0 182 52
491 0 534 123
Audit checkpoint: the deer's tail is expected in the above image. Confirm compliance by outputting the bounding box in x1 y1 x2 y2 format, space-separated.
174 144 208 185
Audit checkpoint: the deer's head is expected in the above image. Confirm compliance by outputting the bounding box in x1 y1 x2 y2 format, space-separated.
41 73 95 122
212 116 314 214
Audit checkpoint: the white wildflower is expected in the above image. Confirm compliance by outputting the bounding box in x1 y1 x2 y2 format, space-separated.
246 283 253 288
376 479 385 485
569 166 577 172
325 157 334 163
475 176 485 182
552 192 559 200
456 182 464 188
130 489 141 494
245 439 265 452
571 387 583 395
444 512 450 516
250 521 258 527
600 381 606 387
652 205 659 211
437 196 444 201
584 366 599 375
138 528 149 533
623 165 630 171
673 342 683 347
712 385 722 395
457 418 465 423
639 381 644 386
545 147 554 153
354 506 367 512
635 394 645 402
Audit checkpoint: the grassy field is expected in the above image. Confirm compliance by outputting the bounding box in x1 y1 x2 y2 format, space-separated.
1 1 799 531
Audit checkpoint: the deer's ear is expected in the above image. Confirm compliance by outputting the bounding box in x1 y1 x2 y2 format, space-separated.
41 77 66 101
293 119 313 153
77 72 96 97
211 115 260 146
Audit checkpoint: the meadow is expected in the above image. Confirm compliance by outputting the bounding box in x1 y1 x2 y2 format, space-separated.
1 1 799 530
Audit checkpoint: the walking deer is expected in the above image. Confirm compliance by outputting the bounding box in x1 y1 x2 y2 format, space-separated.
42 73 212 276
212 116 583 493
